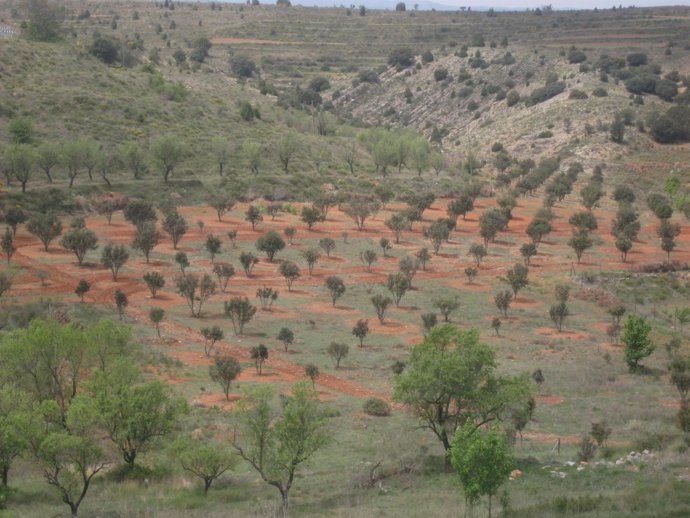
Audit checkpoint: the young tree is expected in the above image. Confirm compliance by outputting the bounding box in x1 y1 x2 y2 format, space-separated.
0 272 11 299
520 243 537 266
394 324 531 458
416 247 432 271
151 136 185 183
6 144 35 193
209 193 235 222
162 210 188 249
371 294 393 324
379 237 392 257
299 248 321 275
202 326 224 357
549 302 569 332
131 222 161 264
318 237 336 258
256 286 279 311
250 344 269 374
205 234 222 263
239 252 259 277
27 213 63 251
359 249 378 272
327 341 349 369
175 274 216 317
622 314 655 372
173 437 237 495
494 290 512 317
352 319 369 347
175 251 189 273
224 297 256 335
505 263 529 297
75 279 90 302
423 219 451 255
300 205 325 230
123 201 157 227
284 226 296 244
433 296 460 322
385 213 409 243
450 422 513 518
210 354 241 399
386 272 411 307
611 205 640 241
568 229 593 264
243 140 262 175
398 256 419 286
468 243 487 267
569 211 598 231
232 383 329 514
149 307 165 337
255 230 285 262
227 230 238 248
141 272 165 298
277 327 294 352
526 218 551 245
324 276 346 307
114 289 128 319
120 142 147 179
212 263 235 292
5 207 26 237
447 195 474 223
342 197 381 231
491 317 501 336
99 243 129 281
277 134 299 174
305 364 319 389
279 261 300 291
479 209 508 247
616 237 633 262
464 267 478 284
2 226 15 264
245 205 263 230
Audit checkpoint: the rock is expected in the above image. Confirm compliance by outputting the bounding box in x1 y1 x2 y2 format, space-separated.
565 461 576 467
509 469 522 480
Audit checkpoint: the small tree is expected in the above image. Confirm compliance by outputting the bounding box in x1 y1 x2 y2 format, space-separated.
75 279 90 302
245 205 263 230
176 274 216 318
279 261 300 291
371 294 392 324
209 194 235 222
149 307 165 337
398 256 419 286
590 422 612 447
520 243 537 266
423 219 451 255
132 222 161 264
0 272 11 299
27 213 63 251
115 289 128 320
385 213 409 243
224 297 256 335
491 317 501 336
300 248 321 275
327 341 349 369
616 237 633 262
359 249 378 272
494 290 512 317
526 218 551 245
2 227 15 264
468 243 487 267
256 230 285 262
379 237 392 257
162 210 188 249
239 252 259 277
211 263 234 293
549 302 569 332
325 276 346 307
416 247 432 271
175 251 190 273
386 272 411 307
447 195 474 223
210 354 241 399
433 296 460 322
305 364 319 389
202 326 224 357
174 437 237 495
151 136 185 183
318 237 336 258
422 312 438 332
256 286 279 311
284 227 297 244
123 201 157 227
205 234 222 263
227 230 238 248
277 328 294 352
300 206 325 230
5 208 26 237
568 229 593 264
143 272 165 298
352 319 369 347
250 344 269 374
464 267 478 284
450 423 513 518
101 243 129 281
622 314 654 372
506 263 529 297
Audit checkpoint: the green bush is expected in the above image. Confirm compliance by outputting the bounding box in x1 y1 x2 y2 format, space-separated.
591 87 608 97
506 90 520 107
433 67 448 81
526 82 565 106
363 397 391 416
569 89 588 99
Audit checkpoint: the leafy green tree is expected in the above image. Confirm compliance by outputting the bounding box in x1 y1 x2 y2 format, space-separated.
324 276 346 307
299 248 320 275
175 274 215 317
611 205 640 241
494 290 512 317
342 197 381 231
120 142 147 179
479 209 508 247
123 201 157 227
27 213 62 251
616 237 633 262
132 222 161 264
622 314 655 372
447 195 474 223
149 307 165 337
201 326 224 357
393 324 531 457
424 219 451 255
8 117 33 144
352 319 369 347
245 205 263 230
212 263 235 293
205 234 222 263
232 382 329 514
5 208 26 237
327 341 349 369
250 344 269 374
161 209 188 249
59 226 98 266
74 279 90 302
242 140 262 175
173 436 237 495
371 294 392 324
277 327 294 352
468 243 487 267
506 263 529 297
305 364 319 388
143 272 165 298
175 251 189 273
0 384 31 487
114 289 128 319
62 140 83 188
0 272 11 299
568 229 593 264
359 249 377 272
450 422 513 518
433 296 460 322
23 0 65 42
101 243 129 281
526 218 551 245
385 213 409 244
386 272 411 307
256 230 285 262
72 360 187 471
239 252 259 277
209 354 241 400
569 211 598 231
209 193 235 222
379 237 392 257
318 237 336 258
279 261 300 291
35 142 60 183
6 144 35 193
224 297 256 335
549 302 569 332
416 247 431 271
2 227 15 265
151 136 185 183
300 205 324 230
422 312 438 332
256 286 278 311
520 243 537 266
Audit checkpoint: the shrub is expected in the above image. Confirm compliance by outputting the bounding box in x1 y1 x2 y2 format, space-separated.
388 47 415 68
363 397 391 416
230 55 257 77
568 48 587 64
526 82 565 105
357 69 379 84
433 67 448 81
591 87 608 97
627 52 648 67
625 74 657 95
569 89 588 99
506 90 520 107
649 105 690 143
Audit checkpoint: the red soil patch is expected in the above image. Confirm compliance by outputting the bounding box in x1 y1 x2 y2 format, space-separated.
194 392 239 411
210 37 294 45
535 327 588 340
535 395 564 405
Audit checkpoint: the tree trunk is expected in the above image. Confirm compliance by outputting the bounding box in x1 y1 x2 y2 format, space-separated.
488 494 492 518
2 465 8 486
204 478 212 495
21 181 27 193
280 488 290 516
70 502 78 518
69 175 75 188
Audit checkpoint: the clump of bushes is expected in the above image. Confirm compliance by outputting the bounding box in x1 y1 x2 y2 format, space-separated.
363 397 391 416
526 81 565 106
569 89 588 99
